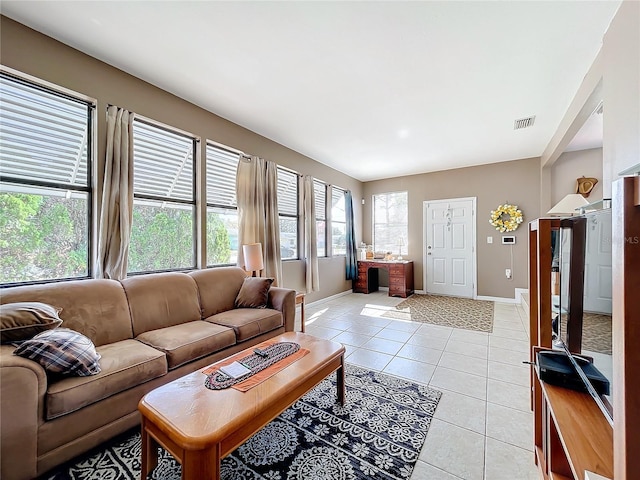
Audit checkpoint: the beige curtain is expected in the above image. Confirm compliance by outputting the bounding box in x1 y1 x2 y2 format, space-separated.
96 105 134 280
303 175 319 292
236 155 282 285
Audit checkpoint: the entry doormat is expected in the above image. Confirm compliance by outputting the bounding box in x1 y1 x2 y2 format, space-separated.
44 364 442 480
384 294 494 332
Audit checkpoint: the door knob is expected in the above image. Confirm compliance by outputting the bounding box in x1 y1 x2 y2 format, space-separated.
427 252 431 255
427 246 432 249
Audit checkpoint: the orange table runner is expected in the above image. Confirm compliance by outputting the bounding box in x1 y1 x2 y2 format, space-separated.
202 339 310 392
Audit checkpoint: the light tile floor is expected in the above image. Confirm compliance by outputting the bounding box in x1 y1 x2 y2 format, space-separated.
294 291 539 480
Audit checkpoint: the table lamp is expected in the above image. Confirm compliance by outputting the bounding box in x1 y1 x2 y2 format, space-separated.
547 194 590 216
243 243 264 277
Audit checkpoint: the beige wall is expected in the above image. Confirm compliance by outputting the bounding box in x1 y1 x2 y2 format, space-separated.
551 148 604 205
0 16 362 303
363 157 540 299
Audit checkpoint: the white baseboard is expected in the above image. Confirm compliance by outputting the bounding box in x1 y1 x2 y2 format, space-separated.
476 287 529 304
515 288 528 304
305 289 352 308
476 295 518 304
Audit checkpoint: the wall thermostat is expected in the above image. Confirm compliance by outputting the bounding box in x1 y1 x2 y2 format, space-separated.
502 236 516 245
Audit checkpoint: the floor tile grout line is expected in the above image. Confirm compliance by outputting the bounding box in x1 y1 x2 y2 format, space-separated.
308 292 536 480
420 461 466 480
430 415 487 438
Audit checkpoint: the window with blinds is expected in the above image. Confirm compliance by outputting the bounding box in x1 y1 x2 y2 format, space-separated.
206 143 239 266
0 72 93 285
314 180 327 257
373 191 408 254
331 187 346 255
277 168 299 260
128 119 197 273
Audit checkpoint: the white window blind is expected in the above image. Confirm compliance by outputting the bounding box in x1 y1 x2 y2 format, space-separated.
0 73 90 187
129 119 196 273
0 72 93 285
314 179 326 220
314 179 327 257
278 168 298 216
277 167 299 260
132 120 194 201
206 143 240 266
206 144 238 207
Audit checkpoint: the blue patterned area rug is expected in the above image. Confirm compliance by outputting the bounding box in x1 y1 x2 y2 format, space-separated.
44 364 442 480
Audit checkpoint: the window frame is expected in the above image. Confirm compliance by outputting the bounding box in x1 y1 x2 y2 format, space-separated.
0 69 95 287
314 179 328 258
372 190 408 254
128 117 199 275
205 141 241 267
277 166 300 261
330 186 347 257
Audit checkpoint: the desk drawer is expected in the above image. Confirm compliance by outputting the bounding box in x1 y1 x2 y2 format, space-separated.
389 285 404 296
389 265 404 275
389 276 406 286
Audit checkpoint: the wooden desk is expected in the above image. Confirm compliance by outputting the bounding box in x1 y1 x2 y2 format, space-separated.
353 260 414 298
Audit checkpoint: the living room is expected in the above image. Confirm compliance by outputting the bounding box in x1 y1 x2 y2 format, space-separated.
1 2 638 480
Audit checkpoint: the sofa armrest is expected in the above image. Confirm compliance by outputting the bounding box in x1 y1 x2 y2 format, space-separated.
1 345 47 480
268 287 296 332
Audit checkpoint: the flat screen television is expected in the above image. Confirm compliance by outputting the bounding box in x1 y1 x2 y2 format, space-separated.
556 208 613 425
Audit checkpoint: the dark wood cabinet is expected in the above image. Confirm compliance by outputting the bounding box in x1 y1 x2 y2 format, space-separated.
353 260 414 298
528 174 640 480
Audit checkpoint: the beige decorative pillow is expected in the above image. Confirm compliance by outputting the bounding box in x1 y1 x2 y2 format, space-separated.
0 302 63 343
235 277 274 309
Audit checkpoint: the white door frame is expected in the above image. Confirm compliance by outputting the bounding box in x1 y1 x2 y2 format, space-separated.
423 197 477 299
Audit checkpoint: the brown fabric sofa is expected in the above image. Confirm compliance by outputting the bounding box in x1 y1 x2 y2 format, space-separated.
0 267 295 480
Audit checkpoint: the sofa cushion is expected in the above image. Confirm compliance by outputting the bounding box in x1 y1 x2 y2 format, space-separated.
121 272 202 337
0 279 132 347
0 302 63 343
189 267 247 317
45 339 167 420
235 277 274 309
14 328 101 376
206 308 283 342
136 321 236 370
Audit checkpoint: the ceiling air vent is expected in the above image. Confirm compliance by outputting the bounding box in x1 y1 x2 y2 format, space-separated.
514 116 536 130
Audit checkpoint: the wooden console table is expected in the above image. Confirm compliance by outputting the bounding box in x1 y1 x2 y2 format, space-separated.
353 260 414 298
533 347 613 480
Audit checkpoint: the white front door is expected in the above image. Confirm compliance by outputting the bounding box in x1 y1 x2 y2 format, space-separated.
424 198 476 298
583 209 612 314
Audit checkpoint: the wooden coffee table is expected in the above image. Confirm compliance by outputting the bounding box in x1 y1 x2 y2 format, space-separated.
138 332 346 480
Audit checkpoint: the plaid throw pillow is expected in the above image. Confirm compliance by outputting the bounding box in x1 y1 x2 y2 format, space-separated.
13 328 101 376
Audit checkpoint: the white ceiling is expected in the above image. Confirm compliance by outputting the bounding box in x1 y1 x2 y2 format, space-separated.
2 1 621 182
